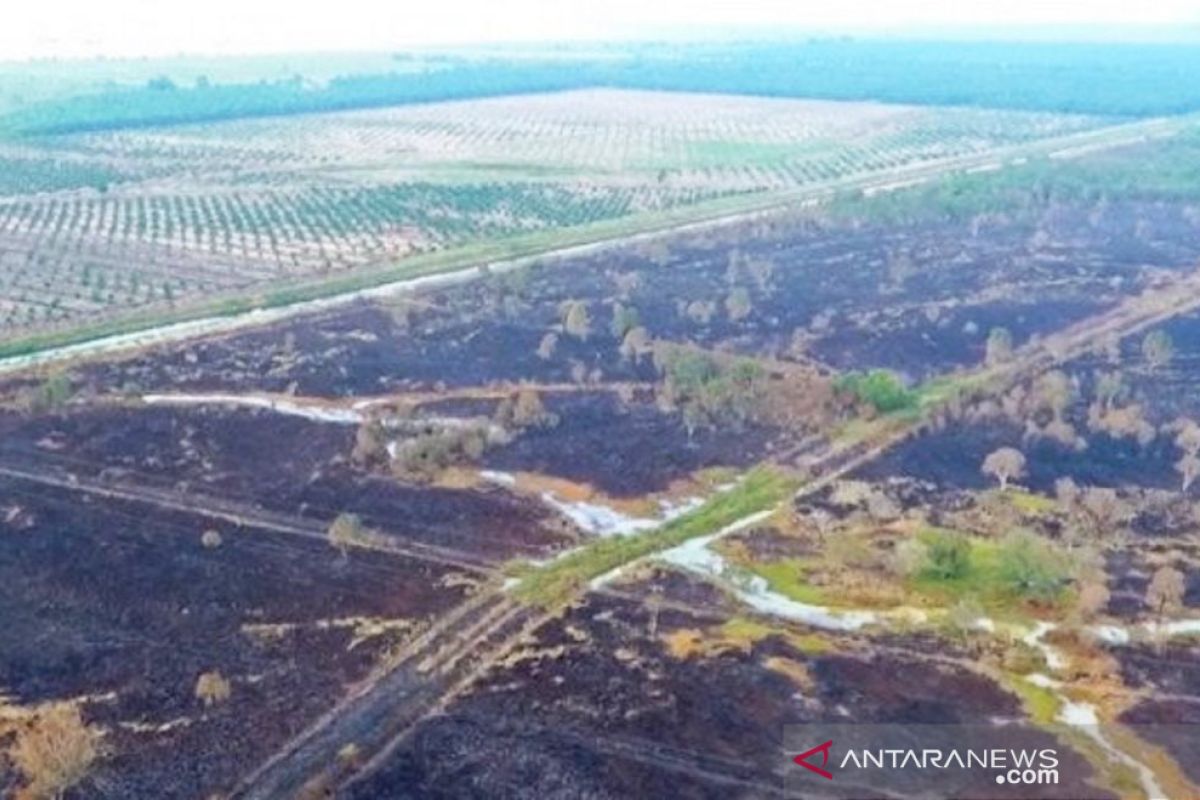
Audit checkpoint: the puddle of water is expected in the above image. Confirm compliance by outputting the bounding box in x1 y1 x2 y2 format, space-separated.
1090 624 1131 645
1146 618 1200 638
1024 673 1062 689
1022 621 1067 672
1059 701 1168 800
538 492 705 538
480 470 518 486
143 393 362 424
540 493 661 537
655 518 878 632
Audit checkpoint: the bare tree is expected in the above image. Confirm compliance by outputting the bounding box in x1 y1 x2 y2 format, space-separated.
1146 565 1185 626
982 447 1026 490
351 418 387 466
612 271 642 300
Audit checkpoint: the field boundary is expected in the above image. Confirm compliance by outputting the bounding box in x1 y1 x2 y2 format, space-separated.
0 112 1192 374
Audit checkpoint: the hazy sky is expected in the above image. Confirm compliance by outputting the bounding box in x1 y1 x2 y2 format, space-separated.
3 0 1199 59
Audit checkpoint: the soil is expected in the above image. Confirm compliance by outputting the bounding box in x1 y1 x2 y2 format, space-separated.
348 593 1108 800
0 404 573 561
0 475 476 798
482 391 778 497
47 198 1200 402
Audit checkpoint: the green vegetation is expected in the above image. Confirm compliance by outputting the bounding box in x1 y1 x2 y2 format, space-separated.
835 369 917 414
908 528 1072 608
717 617 832 655
654 345 766 438
1004 675 1064 725
995 530 1074 602
5 41 1200 138
919 529 971 581
1004 489 1059 516
747 559 830 605
511 467 796 609
829 122 1200 224
0 188 788 360
20 372 73 414
0 155 119 196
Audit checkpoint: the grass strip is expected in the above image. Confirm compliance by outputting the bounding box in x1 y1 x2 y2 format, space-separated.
512 466 796 610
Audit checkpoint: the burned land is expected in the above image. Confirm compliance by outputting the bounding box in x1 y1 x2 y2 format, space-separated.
3 129 1200 800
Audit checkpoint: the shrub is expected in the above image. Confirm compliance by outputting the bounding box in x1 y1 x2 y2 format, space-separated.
387 419 504 482
995 530 1070 601
9 704 102 800
328 513 371 555
920 530 971 581
21 372 73 414
562 300 591 340
195 670 232 707
834 370 916 414
609 303 640 339
1142 330 1174 370
654 345 765 437
495 389 559 430
985 327 1013 365
725 287 753 322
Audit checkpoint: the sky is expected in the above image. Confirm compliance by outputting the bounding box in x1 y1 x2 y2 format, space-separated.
2 0 1199 60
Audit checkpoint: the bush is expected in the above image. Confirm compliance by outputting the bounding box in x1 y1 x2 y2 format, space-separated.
996 530 1070 601
194 670 232 706
21 372 73 414
654 344 765 437
393 429 478 480
10 704 102 800
328 512 371 555
834 370 916 414
920 530 971 581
